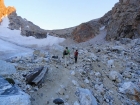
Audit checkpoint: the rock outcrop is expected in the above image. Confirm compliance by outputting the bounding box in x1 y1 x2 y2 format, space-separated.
8 12 47 39
71 0 140 42
0 0 47 39
0 0 16 22
47 27 75 38
100 0 140 40
72 21 101 43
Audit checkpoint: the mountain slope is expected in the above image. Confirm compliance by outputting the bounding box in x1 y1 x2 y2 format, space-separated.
8 12 47 38
0 0 47 39
100 0 140 40
48 0 140 43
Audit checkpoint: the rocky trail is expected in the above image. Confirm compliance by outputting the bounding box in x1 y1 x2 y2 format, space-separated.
1 0 140 105
0 37 140 105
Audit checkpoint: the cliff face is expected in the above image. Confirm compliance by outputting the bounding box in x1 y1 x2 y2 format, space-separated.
0 0 47 38
70 18 102 42
73 0 140 42
72 21 101 43
8 12 47 38
0 0 16 22
101 0 140 40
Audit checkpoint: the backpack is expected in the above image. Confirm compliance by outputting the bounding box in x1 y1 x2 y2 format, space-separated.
63 50 68 55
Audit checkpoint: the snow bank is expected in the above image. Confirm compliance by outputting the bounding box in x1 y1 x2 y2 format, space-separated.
0 17 65 59
0 17 65 47
0 16 9 28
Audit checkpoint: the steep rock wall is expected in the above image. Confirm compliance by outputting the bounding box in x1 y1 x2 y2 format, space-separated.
104 0 140 40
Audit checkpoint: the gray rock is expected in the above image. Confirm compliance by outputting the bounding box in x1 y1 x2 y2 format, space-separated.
0 76 31 105
120 38 131 44
0 76 12 94
8 12 47 39
136 39 140 45
72 80 79 87
74 101 80 105
0 60 16 76
75 88 97 105
123 71 132 78
109 71 122 82
119 82 140 95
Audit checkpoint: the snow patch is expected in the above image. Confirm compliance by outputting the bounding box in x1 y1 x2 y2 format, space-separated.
0 16 9 28
0 17 65 59
100 26 105 30
0 17 65 47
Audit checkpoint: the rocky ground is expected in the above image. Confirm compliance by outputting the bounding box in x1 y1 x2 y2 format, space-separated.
1 37 139 105
1 0 140 104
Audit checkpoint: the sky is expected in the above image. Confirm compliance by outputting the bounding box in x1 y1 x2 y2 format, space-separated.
5 0 119 30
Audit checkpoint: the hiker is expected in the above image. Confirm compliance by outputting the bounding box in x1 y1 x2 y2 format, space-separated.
63 47 70 58
63 47 70 67
74 50 78 63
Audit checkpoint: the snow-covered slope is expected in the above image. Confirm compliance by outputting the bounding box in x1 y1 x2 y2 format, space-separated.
0 17 65 59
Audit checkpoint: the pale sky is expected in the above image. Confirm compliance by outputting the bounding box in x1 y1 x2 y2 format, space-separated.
5 0 119 30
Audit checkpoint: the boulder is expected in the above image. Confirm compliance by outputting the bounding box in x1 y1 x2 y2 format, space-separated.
109 71 122 82
107 60 115 68
75 88 97 105
26 66 48 85
120 38 131 44
89 53 98 61
0 76 31 105
74 101 80 105
123 71 132 78
119 82 140 95
0 60 16 76
0 76 12 94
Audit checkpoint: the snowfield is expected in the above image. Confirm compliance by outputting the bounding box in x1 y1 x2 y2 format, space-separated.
0 17 65 59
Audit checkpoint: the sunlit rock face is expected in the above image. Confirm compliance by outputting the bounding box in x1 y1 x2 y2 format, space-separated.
72 23 96 43
100 0 140 40
0 0 16 22
72 21 101 43
0 0 47 38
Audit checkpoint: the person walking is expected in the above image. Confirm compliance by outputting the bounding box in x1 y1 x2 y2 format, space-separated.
74 50 78 63
63 47 70 67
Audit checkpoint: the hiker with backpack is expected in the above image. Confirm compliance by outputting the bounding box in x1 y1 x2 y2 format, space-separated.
74 50 78 63
63 47 70 57
63 47 70 67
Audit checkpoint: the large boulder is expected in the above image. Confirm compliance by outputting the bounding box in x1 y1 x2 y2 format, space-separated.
26 66 48 85
0 76 31 105
0 76 12 94
0 60 16 76
119 82 140 95
75 88 97 105
109 71 122 82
